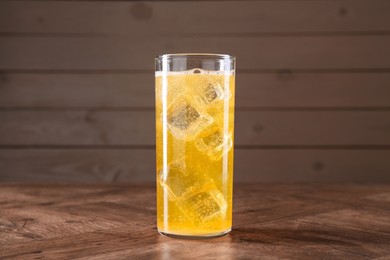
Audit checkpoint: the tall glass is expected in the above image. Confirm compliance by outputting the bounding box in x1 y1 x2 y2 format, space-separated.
155 54 235 238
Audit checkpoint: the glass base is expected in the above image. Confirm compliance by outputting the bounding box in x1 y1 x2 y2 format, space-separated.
158 228 231 239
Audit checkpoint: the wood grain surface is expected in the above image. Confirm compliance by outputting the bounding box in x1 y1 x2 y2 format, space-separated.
1 72 389 108
0 184 389 259
1 110 389 146
1 0 389 183
1 0 390 34
1 149 390 183
2 36 390 70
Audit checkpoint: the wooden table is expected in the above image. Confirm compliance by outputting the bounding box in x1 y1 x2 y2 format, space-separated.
1 184 389 259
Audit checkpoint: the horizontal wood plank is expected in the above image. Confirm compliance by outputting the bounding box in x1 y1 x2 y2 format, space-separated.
1 0 389 188
1 72 390 108
1 36 390 70
0 111 389 145
0 149 389 182
1 1 390 35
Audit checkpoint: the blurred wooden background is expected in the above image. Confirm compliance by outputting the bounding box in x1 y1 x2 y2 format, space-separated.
0 0 390 183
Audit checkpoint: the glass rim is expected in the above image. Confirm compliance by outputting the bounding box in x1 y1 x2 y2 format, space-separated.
155 53 235 61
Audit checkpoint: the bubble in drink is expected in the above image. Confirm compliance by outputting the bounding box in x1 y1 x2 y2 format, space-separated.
167 97 213 140
159 162 227 223
196 128 233 161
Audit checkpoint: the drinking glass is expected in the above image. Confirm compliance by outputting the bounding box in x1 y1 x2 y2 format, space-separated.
155 53 235 238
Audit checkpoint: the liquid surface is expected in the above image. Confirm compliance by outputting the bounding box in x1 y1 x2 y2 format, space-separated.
156 69 235 236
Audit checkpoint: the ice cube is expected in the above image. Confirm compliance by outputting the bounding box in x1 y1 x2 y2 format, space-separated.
159 161 227 223
179 188 227 223
159 163 202 200
194 83 224 106
168 104 200 131
196 128 233 161
203 83 223 103
167 98 213 140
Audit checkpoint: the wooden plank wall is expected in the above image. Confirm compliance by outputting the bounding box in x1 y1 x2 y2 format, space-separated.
0 0 390 183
